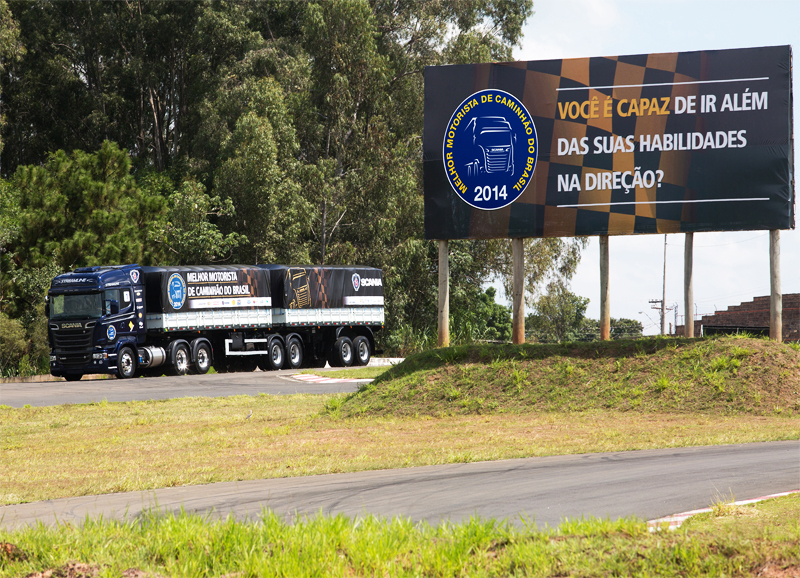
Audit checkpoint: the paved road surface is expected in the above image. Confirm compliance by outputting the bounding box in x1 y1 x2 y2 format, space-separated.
0 370 361 408
2 441 797 531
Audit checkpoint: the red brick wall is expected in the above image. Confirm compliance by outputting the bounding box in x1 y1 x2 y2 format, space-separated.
677 294 799 341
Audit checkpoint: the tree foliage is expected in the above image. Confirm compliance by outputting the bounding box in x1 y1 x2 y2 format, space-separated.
150 179 245 266
9 141 165 271
0 0 600 360
526 281 590 343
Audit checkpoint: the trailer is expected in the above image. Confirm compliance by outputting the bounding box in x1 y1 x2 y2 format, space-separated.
46 264 384 380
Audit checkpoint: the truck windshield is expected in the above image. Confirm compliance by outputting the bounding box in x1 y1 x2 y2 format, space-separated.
479 130 512 147
50 293 103 320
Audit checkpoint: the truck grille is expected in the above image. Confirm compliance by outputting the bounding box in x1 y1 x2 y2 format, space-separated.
52 327 93 366
485 150 511 173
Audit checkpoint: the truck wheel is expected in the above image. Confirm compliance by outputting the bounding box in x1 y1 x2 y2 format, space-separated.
193 342 212 375
330 336 354 367
64 374 83 382
262 339 284 371
284 337 303 370
170 343 190 376
353 336 371 366
117 346 137 379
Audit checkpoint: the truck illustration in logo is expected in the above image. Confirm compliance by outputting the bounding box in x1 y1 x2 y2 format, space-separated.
442 89 536 211
464 116 516 177
286 268 310 309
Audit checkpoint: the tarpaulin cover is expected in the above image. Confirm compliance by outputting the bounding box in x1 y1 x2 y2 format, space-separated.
424 45 794 239
258 265 384 309
141 266 271 314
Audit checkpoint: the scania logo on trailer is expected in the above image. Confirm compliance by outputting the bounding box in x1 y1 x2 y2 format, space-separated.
442 89 537 211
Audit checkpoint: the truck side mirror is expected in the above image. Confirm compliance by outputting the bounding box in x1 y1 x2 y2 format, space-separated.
45 303 50 318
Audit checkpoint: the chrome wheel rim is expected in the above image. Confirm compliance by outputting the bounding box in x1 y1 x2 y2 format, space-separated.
271 344 283 366
120 351 134 376
197 347 210 371
175 348 189 373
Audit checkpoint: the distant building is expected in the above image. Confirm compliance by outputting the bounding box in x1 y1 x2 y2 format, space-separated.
676 294 799 341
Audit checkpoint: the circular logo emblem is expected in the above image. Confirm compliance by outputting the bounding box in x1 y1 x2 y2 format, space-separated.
167 273 187 310
107 325 116 341
352 273 361 291
442 89 537 210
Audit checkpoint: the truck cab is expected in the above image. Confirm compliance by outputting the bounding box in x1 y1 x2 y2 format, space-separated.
465 116 516 177
47 265 144 381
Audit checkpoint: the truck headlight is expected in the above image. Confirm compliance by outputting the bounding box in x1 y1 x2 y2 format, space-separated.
93 352 107 360
50 355 57 362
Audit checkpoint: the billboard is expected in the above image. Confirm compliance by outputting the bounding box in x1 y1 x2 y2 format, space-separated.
424 45 794 239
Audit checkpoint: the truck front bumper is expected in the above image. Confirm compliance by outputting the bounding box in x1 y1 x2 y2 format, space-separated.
50 350 116 377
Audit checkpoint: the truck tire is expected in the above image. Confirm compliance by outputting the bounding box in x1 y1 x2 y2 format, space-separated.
116 346 137 379
261 338 284 371
192 342 212 375
64 374 83 382
284 337 303 370
353 336 371 366
329 336 354 367
170 343 191 376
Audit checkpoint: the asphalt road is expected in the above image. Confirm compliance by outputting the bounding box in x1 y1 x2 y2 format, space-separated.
0 369 361 407
2 441 797 531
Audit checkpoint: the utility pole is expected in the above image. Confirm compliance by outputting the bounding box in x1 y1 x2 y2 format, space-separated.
674 303 679 334
649 298 664 335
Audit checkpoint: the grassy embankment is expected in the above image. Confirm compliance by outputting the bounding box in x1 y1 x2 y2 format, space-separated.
335 335 800 417
1 336 797 506
1 494 798 577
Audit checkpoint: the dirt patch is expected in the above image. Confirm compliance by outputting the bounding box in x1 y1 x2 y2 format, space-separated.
756 562 800 578
1 541 28 561
25 562 100 578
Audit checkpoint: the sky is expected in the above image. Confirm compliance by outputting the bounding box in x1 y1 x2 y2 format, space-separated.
505 0 799 335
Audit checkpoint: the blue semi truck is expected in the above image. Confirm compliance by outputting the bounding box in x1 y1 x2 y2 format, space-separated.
46 264 384 381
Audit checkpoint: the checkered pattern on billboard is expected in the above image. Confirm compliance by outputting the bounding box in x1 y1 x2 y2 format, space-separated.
423 46 794 240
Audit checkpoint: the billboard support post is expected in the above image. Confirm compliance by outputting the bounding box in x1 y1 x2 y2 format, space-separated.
600 236 610 341
438 240 450 347
512 238 525 344
770 230 782 342
661 236 668 335
684 233 694 337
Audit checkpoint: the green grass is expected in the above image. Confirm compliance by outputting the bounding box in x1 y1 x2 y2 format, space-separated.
1 494 797 577
339 336 800 417
2 395 797 506
1 335 798 506
299 365 391 379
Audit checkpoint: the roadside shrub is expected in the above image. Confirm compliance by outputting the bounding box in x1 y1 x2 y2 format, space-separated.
0 311 49 377
0 312 28 376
